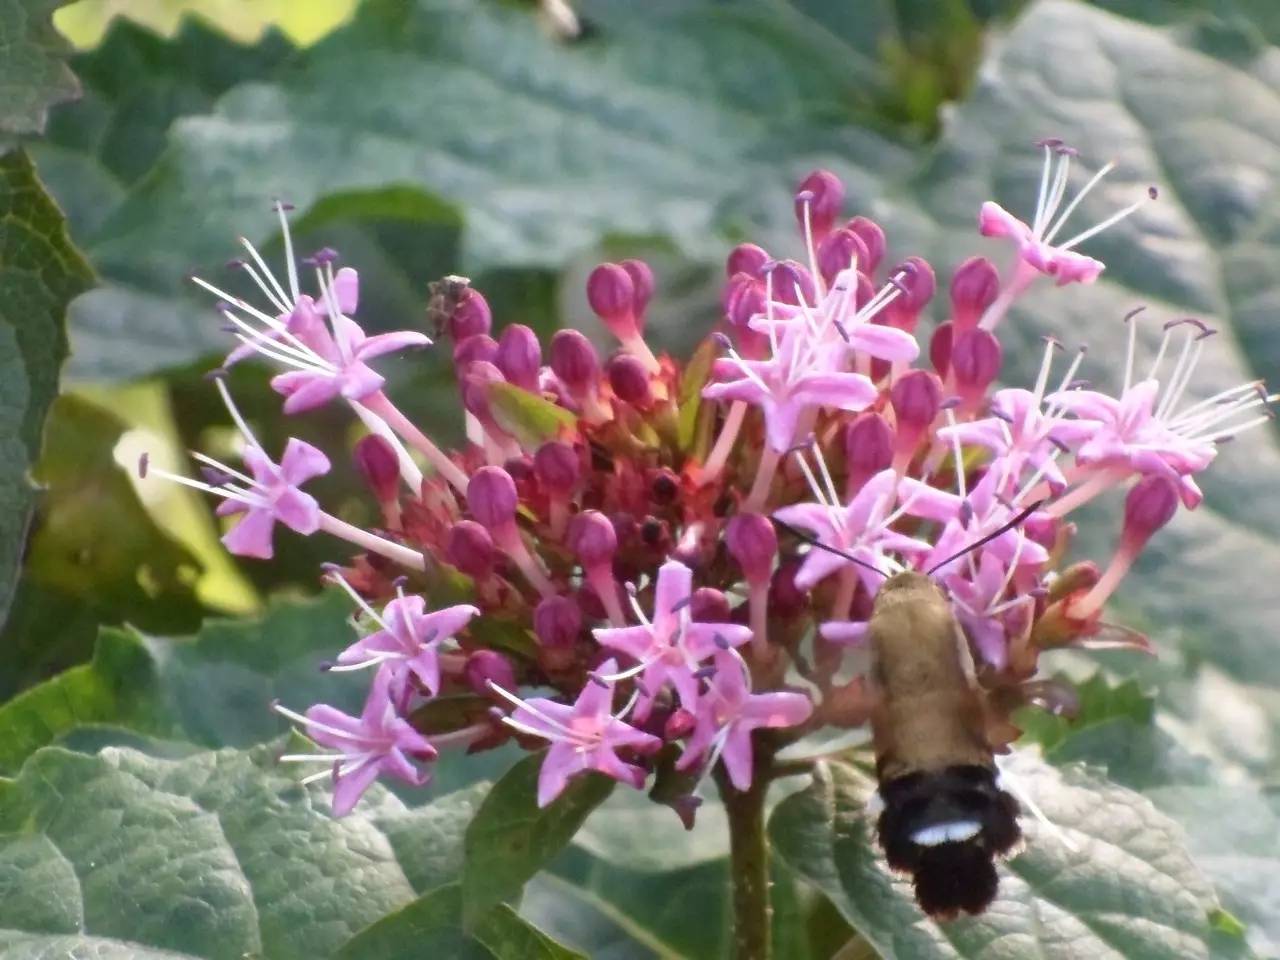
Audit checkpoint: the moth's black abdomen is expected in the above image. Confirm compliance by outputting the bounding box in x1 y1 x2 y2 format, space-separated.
876 764 1020 918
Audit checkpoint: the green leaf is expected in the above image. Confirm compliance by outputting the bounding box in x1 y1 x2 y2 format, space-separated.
1016 672 1155 755
770 753 1237 959
489 381 578 448
0 744 485 959
0 0 80 142
0 150 93 626
676 335 716 455
462 751 614 926
335 883 584 960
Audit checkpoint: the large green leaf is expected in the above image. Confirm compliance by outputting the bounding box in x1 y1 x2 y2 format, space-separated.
0 743 488 959
0 150 93 627
0 0 80 143
769 754 1245 960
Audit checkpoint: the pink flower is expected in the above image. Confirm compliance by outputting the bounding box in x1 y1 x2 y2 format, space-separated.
676 651 812 790
215 438 331 559
594 560 753 720
277 668 438 816
495 660 663 806
944 552 1029 671
333 594 480 696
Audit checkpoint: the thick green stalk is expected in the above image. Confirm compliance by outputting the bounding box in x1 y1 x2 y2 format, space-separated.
719 764 772 960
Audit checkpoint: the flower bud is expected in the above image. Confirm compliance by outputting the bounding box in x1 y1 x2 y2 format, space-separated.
724 274 764 329
465 650 516 697
549 329 601 392
446 519 496 578
726 513 777 585
449 288 492 340
534 594 582 648
587 262 637 339
568 510 617 568
929 321 953 378
460 360 504 423
533 440 580 496
949 256 1000 330
690 586 731 623
726 243 768 278
353 434 400 502
496 323 541 391
950 328 1002 404
845 216 886 275
453 333 498 369
881 256 935 331
890 370 942 460
843 412 894 492
467 466 518 530
794 169 845 241
816 228 870 288
1122 475 1179 550
620 259 655 322
607 354 653 407
1046 560 1100 603
769 558 808 618
664 708 697 740
767 259 816 307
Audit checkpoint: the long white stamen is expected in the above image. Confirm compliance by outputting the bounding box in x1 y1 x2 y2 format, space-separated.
1188 413 1273 441
326 572 390 632
1148 327 1174 381
300 768 336 785
765 270 780 358
1171 391 1269 435
1155 333 1196 420
1168 381 1262 424
234 256 291 316
214 378 262 454
325 653 402 672
800 200 821 299
724 347 772 395
194 275 331 367
613 686 642 721
1030 339 1058 408
349 402 425 493
1158 337 1205 421
273 702 372 743
944 409 968 500
229 332 333 375
1058 196 1149 251
280 753 346 763
190 451 256 487
1034 152 1072 237
239 237 292 310
812 442 842 508
1043 161 1116 244
1123 309 1140 393
486 681 589 742
219 308 326 370
987 593 1036 618
147 466 262 507
1043 348 1087 419
276 203 301 302
316 267 354 364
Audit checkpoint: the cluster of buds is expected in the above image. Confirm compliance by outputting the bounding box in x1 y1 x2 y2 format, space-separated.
146 140 1273 817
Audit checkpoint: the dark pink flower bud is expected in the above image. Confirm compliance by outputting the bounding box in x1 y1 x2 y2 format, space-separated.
534 594 582 648
496 324 541 391
769 558 808 618
620 259 655 322
465 650 516 697
460 360 505 423
353 434 400 502
795 169 845 241
503 455 536 498
768 259 816 307
881 256 935 332
890 370 942 455
723 274 763 330
690 586 731 623
664 708 697 740
817 228 870 287
951 328 1003 405
726 243 769 279
549 329 601 392
843 412 894 492
930 321 954 378
587 262 637 339
568 510 617 569
453 334 499 369
467 466 518 530
726 513 777 585
449 288 492 340
533 440 580 496
845 216 886 276
949 256 1000 330
446 520 495 578
607 354 653 407
1122 475 1179 550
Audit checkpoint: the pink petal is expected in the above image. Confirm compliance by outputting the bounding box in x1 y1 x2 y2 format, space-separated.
702 378 769 406
1047 249 1105 285
537 742 590 807
332 267 360 315
593 625 656 661
590 748 649 790
718 727 756 791
215 499 246 518
357 330 432 361
936 419 1008 453
652 559 693 636
896 478 961 523
274 372 341 414
819 620 869 646
331 760 382 817
848 323 919 363
740 690 814 729
272 487 321 535
280 438 332 485
772 502 837 537
793 547 848 591
978 202 1032 242
420 604 481 642
221 508 277 559
240 445 278 484
338 362 386 402
683 622 752 661
790 373 877 413
763 398 803 453
1045 389 1121 422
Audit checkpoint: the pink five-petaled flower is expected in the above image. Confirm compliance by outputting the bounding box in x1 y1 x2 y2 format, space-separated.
279 667 437 816
333 595 480 696
594 559 753 721
676 650 813 790
495 660 663 807
216 437 331 559
980 139 1152 289
944 551 1030 671
773 467 933 595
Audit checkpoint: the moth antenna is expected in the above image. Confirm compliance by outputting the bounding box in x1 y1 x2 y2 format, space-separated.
770 517 890 579
994 756 1080 853
925 500 1045 576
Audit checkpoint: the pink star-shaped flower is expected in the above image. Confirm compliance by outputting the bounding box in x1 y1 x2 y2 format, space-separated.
335 596 480 696
216 438 331 559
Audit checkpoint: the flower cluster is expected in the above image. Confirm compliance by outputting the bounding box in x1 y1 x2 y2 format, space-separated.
149 140 1272 816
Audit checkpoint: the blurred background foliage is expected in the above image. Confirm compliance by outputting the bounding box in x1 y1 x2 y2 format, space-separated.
2 0 1280 957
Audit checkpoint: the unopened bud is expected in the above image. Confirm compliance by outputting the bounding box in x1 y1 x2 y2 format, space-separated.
1047 560 1100 603
533 440 580 496
467 466 518 530
723 273 763 330
843 413 894 491
726 513 778 584
890 370 942 458
607 354 653 407
795 169 845 241
1122 475 1179 550
949 256 1000 330
496 324 541 391
446 520 496 578
533 594 582 648
769 558 808 618
950 328 1002 404
881 256 935 331
726 243 769 278
664 708 697 740
690 586 731 623
453 333 499 369
353 434 400 502
845 216 886 275
930 321 954 377
816 228 870 287
549 329 601 392
587 262 637 338
620 259 655 322
767 259 816 307
568 510 617 569
460 360 505 423
449 288 492 340
465 650 517 697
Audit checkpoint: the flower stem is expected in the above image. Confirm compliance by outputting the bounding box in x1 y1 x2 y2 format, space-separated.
745 446 781 513
718 763 773 960
357 392 470 494
703 400 748 481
